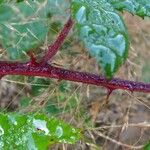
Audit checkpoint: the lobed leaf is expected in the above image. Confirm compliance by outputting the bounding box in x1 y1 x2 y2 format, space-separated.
108 0 150 18
71 0 129 78
0 113 81 149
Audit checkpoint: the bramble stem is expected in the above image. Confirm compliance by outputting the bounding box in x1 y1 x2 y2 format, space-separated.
40 17 74 64
0 61 150 93
0 18 149 94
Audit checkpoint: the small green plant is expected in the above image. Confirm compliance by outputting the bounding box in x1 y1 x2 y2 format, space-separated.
0 0 150 149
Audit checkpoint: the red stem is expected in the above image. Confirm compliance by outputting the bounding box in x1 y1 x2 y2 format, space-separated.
40 17 73 64
0 61 150 93
0 18 149 94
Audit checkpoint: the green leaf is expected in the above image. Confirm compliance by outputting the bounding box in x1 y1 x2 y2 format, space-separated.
108 0 150 18
0 113 81 149
0 0 49 59
144 140 150 150
71 0 129 78
0 0 69 59
0 0 70 59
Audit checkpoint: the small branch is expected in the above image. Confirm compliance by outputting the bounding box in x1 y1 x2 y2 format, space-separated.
40 17 74 64
93 122 150 130
0 61 150 93
0 17 149 94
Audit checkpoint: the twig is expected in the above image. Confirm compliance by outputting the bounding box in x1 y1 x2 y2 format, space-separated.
40 17 74 64
0 61 150 93
93 131 144 149
92 122 150 130
0 17 150 94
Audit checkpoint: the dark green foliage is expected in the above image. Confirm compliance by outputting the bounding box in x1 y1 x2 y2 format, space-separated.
0 0 49 59
0 0 69 59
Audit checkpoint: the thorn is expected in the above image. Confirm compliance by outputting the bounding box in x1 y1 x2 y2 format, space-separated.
106 88 114 101
141 16 144 20
100 88 115 109
129 89 134 94
27 51 37 66
39 100 45 106
57 79 62 82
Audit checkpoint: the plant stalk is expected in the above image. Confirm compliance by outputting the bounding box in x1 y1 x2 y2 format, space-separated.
40 17 73 64
0 61 149 93
0 17 149 94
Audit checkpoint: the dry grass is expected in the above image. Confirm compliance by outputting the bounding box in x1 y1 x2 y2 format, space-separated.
0 10 150 150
